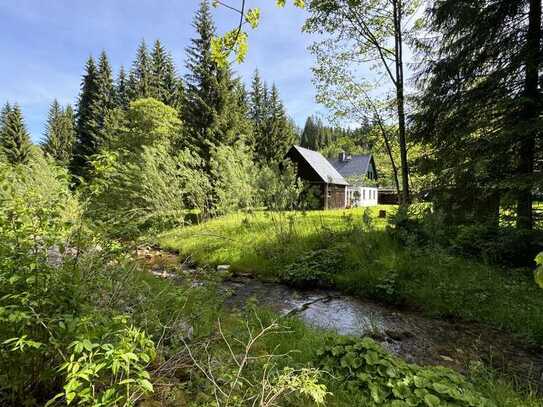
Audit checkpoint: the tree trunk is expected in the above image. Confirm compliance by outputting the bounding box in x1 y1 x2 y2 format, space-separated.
517 0 541 230
393 0 410 205
376 116 401 199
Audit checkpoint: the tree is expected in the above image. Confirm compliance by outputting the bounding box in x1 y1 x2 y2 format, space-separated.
42 100 76 166
210 140 258 215
300 116 321 150
149 40 183 110
71 53 115 179
183 0 245 162
210 0 305 66
249 69 267 147
304 0 419 205
128 40 152 100
71 56 99 178
258 84 297 163
0 104 32 165
115 65 130 110
413 0 542 229
118 98 182 153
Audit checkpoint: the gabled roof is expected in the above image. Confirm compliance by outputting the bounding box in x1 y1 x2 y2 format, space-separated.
329 154 375 179
291 145 348 185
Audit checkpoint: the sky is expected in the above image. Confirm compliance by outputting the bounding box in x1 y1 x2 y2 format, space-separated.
0 0 325 142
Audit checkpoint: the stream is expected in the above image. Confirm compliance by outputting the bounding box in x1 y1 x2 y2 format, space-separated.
138 247 543 389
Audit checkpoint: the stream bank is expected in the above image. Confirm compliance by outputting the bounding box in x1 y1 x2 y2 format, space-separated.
136 246 543 390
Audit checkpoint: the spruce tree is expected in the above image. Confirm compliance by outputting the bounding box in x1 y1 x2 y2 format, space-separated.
301 116 318 149
0 103 12 161
413 0 542 228
42 100 76 166
72 52 114 177
258 84 296 163
150 40 168 101
128 40 152 100
183 0 239 161
43 100 64 160
150 39 183 110
249 69 266 132
93 51 115 134
115 65 130 109
162 57 184 111
0 102 10 129
0 104 32 165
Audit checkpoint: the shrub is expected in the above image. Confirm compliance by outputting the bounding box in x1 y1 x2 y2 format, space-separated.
317 337 495 407
451 225 542 267
210 140 258 215
389 207 543 267
0 156 161 405
281 247 342 286
0 157 80 403
55 318 155 406
535 252 543 288
255 161 304 211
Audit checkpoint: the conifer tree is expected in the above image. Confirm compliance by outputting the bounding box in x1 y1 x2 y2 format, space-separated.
128 40 152 100
162 58 184 111
42 100 76 166
301 116 318 149
414 0 542 228
0 104 32 165
115 65 130 109
0 102 10 129
72 55 111 179
257 84 296 163
93 51 115 134
150 40 183 110
0 102 12 162
183 0 241 161
249 69 266 132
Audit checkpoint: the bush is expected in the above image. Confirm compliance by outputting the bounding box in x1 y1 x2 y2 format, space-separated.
451 225 543 267
0 156 161 405
317 337 495 407
255 161 304 211
0 157 80 403
210 140 258 215
389 207 543 267
281 247 342 286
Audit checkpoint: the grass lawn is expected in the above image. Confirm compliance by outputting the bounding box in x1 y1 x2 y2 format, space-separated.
158 207 543 343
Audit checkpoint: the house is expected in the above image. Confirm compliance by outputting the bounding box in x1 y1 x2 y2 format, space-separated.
285 145 348 209
329 152 379 207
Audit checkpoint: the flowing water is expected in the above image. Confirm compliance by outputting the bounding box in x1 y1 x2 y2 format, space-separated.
222 276 543 386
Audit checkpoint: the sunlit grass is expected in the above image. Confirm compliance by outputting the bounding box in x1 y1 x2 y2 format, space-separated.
159 206 395 273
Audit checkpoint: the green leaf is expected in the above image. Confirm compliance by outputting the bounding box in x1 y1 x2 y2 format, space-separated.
534 252 543 288
139 379 154 393
424 394 441 407
245 8 260 29
535 252 543 266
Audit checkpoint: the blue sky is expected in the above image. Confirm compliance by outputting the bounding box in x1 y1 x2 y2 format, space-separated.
0 0 323 142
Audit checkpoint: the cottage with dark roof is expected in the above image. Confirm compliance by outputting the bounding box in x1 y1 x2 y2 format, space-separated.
329 152 379 207
285 145 348 209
